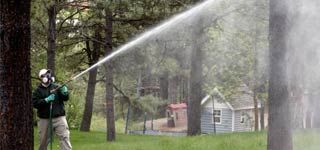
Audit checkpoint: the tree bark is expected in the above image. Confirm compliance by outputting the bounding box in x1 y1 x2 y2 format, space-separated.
105 7 116 141
311 93 320 128
252 0 260 132
80 29 101 131
160 71 169 100
47 4 56 72
260 102 265 130
159 71 169 117
305 109 312 128
0 1 33 149
253 91 259 131
267 0 293 149
187 6 203 135
181 76 189 103
168 76 178 104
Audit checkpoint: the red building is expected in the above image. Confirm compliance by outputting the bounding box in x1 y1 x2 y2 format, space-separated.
166 103 187 128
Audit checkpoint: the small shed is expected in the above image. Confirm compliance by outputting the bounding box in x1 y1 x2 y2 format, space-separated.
166 103 187 127
201 85 263 133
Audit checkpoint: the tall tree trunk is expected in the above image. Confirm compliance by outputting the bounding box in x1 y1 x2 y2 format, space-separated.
137 71 142 96
159 71 169 117
188 37 203 136
160 71 169 100
182 76 189 103
267 0 293 149
260 102 265 130
105 8 115 141
305 94 312 128
80 29 101 131
253 50 259 131
168 76 178 104
291 91 304 129
253 91 259 131
80 61 98 131
252 0 260 132
141 65 152 96
47 5 56 72
0 1 33 149
187 5 203 135
311 93 320 128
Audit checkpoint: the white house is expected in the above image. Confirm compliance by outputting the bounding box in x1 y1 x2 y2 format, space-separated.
201 85 264 133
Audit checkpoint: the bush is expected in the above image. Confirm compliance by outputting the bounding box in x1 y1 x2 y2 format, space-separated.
65 87 85 129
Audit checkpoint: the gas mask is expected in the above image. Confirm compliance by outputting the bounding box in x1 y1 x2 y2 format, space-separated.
41 73 55 84
39 69 55 85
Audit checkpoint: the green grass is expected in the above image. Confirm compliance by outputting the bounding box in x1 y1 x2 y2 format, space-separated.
34 128 320 150
90 115 126 133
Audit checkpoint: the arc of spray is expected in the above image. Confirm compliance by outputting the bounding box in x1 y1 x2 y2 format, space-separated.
57 0 216 89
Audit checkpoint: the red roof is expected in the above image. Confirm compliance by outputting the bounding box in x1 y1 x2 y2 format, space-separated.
168 103 187 110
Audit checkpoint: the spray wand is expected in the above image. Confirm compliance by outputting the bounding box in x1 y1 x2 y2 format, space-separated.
50 77 75 93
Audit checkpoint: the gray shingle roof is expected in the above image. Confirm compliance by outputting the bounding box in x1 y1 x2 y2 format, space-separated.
229 84 257 109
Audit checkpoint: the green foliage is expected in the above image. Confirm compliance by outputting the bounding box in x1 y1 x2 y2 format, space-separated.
133 95 166 115
202 0 269 100
127 94 166 121
30 0 271 136
65 82 86 129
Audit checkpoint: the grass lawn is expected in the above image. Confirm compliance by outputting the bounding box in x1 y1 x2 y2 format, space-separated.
34 128 320 150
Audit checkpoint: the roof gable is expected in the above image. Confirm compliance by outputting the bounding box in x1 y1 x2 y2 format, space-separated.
201 85 260 110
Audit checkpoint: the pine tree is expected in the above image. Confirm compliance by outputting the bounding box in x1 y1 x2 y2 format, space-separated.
0 1 33 149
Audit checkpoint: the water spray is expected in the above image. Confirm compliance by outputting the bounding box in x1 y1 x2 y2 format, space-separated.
47 0 218 94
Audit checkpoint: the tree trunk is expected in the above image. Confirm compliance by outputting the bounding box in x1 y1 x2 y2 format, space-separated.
267 0 293 149
305 109 312 128
187 5 203 135
292 93 304 129
80 66 98 131
181 76 189 103
253 91 259 131
0 1 33 149
159 71 169 117
260 102 265 130
47 5 56 72
160 71 169 100
141 65 152 96
137 71 142 96
311 93 320 128
252 0 260 132
168 76 178 104
105 8 115 141
80 29 101 131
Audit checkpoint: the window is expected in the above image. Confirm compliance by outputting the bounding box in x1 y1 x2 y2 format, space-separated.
212 109 222 124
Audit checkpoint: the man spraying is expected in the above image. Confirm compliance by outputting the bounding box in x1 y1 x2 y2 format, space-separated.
33 69 72 150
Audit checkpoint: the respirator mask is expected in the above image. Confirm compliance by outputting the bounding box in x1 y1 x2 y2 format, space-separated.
39 69 55 85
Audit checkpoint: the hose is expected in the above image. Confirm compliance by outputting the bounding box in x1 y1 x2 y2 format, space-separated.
49 102 53 150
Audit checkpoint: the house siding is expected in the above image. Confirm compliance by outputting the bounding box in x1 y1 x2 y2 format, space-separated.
201 108 233 133
234 109 254 132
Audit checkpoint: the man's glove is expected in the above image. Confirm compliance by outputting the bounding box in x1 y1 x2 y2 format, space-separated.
61 86 68 96
44 94 55 103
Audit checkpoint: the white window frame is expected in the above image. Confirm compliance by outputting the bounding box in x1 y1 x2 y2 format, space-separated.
212 109 222 124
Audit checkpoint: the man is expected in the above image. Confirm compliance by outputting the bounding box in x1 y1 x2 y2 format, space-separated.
33 69 72 150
